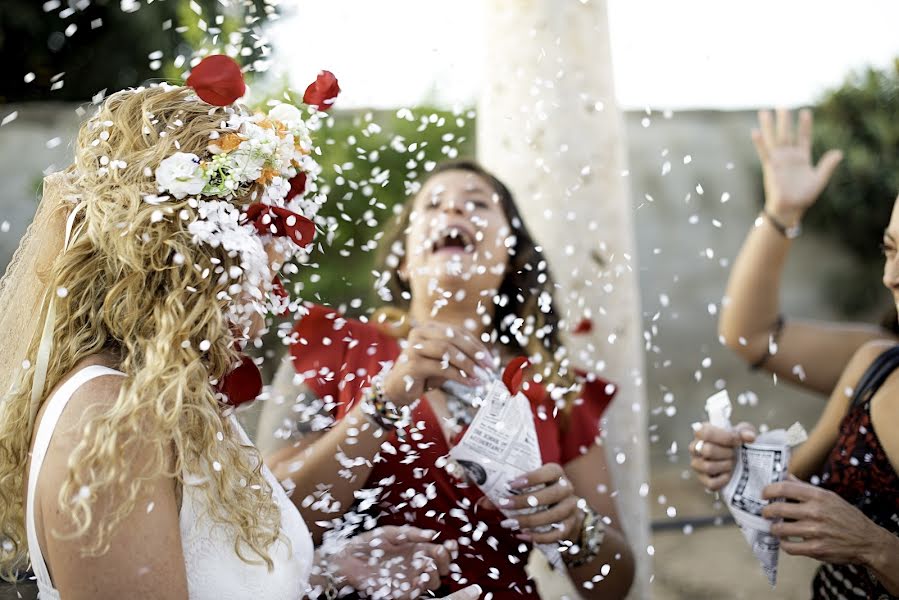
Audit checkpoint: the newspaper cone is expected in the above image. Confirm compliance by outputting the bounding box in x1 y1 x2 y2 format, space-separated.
449 378 564 569
704 391 801 587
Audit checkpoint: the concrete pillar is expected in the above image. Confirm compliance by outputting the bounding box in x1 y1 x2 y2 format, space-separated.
478 1 650 597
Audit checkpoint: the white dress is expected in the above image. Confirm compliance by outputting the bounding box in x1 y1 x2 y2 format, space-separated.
26 365 314 599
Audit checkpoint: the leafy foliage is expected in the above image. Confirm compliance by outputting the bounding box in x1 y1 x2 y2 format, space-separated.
810 59 899 314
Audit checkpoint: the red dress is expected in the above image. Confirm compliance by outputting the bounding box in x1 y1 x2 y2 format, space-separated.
288 305 616 598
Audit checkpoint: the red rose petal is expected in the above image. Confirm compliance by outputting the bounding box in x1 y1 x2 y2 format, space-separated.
243 204 316 247
219 354 262 407
186 55 246 107
303 70 340 111
286 172 307 201
573 318 593 334
502 356 530 395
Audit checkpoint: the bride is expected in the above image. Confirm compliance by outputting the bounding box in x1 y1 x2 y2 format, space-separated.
0 57 480 600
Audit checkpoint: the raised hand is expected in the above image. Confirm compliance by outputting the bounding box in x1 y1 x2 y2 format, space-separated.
752 108 843 226
383 322 493 407
330 526 458 599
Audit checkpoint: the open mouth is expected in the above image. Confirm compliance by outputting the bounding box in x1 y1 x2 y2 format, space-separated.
431 226 476 254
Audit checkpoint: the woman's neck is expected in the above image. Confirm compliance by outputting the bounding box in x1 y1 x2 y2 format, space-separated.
407 296 495 339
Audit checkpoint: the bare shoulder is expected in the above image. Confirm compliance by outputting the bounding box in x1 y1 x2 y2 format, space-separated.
843 339 898 385
33 363 128 509
32 362 189 598
42 365 126 453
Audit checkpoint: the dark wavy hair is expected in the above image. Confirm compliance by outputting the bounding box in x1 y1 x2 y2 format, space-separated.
373 160 576 396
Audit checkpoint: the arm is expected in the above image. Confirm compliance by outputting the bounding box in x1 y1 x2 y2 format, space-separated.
719 108 892 395
260 356 386 544
264 322 490 544
690 340 891 488
256 357 326 457
763 478 899 596
865 528 899 596
564 445 635 599
267 402 382 544
307 526 456 600
38 376 188 600
494 450 634 600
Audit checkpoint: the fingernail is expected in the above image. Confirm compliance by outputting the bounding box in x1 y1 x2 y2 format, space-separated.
466 585 482 598
497 497 511 507
422 529 437 538
508 477 527 489
515 533 531 541
500 518 519 530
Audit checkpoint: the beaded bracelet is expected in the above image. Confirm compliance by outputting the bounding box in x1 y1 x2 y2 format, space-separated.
562 503 606 569
359 363 412 434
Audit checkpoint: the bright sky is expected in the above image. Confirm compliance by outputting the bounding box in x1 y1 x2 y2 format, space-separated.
268 0 899 110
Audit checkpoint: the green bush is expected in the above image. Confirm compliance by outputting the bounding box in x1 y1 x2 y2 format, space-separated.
810 59 899 314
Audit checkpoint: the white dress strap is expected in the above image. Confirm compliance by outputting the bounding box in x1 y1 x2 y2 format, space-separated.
25 365 125 589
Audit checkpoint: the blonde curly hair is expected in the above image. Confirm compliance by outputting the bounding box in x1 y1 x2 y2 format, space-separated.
0 86 283 581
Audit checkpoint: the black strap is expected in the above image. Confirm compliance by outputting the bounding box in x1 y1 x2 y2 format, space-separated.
851 345 899 407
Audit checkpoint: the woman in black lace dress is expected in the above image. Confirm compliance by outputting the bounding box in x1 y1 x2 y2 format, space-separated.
690 108 899 599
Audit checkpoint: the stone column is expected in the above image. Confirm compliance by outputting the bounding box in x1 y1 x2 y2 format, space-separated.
478 1 650 597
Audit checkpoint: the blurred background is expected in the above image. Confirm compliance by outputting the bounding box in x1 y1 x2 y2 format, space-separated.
3 0 899 597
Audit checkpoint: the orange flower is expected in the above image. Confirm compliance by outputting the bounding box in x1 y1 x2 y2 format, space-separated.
257 118 287 136
213 133 243 153
256 167 278 185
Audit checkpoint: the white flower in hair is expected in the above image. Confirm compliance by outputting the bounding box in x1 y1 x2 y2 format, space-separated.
267 103 303 126
155 152 206 199
227 146 267 183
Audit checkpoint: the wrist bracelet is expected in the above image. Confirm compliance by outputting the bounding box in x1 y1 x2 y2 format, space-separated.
562 502 605 569
359 362 411 433
360 391 411 433
322 574 340 600
757 210 802 239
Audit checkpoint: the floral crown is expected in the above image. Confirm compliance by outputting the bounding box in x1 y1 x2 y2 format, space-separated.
152 55 340 329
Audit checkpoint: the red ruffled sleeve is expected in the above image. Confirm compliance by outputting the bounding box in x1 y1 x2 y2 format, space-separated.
558 370 617 464
522 369 617 466
287 304 400 419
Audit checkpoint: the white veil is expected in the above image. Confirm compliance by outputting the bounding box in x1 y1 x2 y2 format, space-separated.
0 172 79 422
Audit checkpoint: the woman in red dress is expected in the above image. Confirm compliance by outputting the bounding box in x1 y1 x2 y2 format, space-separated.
258 161 635 599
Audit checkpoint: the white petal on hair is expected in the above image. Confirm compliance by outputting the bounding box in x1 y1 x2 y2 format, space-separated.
155 152 206 199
